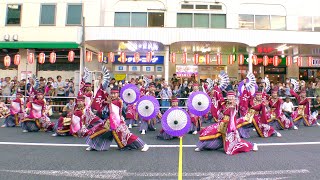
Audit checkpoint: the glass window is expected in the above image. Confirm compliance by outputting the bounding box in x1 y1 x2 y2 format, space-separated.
211 14 226 28
148 12 164 27
131 12 147 27
298 16 312 31
181 4 193 9
40 5 56 25
66 4 82 25
255 15 270 29
239 14 254 29
271 16 286 30
194 13 209 28
114 12 130 27
177 13 192 27
6 4 21 25
210 5 222 10
313 17 320 31
195 5 208 9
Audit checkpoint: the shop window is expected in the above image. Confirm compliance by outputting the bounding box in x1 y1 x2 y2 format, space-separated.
271 16 286 30
239 14 254 29
298 16 312 31
148 12 164 27
66 4 82 25
177 13 193 27
114 12 130 27
313 17 320 31
6 4 21 25
131 12 147 27
194 13 209 28
40 4 56 25
211 14 226 28
255 15 270 30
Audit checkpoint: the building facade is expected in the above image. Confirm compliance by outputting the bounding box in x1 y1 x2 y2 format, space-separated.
1 0 320 85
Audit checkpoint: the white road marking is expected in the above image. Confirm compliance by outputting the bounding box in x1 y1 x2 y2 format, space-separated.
1 141 320 147
0 169 310 179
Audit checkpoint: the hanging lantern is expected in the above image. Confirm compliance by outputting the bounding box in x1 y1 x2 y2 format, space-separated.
68 50 75 62
14 54 21 66
228 54 234 65
182 52 187 64
134 52 140 63
308 56 313 67
194 54 199 65
4 55 11 67
263 55 269 66
216 53 222 65
170 52 176 63
273 56 279 67
146 51 152 63
38 52 45 64
98 52 104 63
286 56 292 66
297 56 303 67
238 54 244 65
252 55 258 65
205 53 210 65
28 52 34 64
120 52 126 63
86 51 93 62
108 52 115 63
49 51 56 64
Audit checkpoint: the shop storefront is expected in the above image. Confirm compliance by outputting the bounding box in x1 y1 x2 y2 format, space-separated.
299 58 320 81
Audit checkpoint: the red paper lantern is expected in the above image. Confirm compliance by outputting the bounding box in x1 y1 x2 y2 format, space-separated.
170 52 176 63
14 54 20 66
205 53 210 65
4 55 11 67
194 54 199 65
216 53 222 65
263 55 269 66
68 50 75 62
238 54 244 65
297 56 303 67
38 52 45 64
86 51 93 62
146 52 152 63
252 55 258 65
286 56 292 66
28 52 34 64
228 54 234 65
308 56 313 67
120 52 126 63
108 52 114 63
49 52 56 64
98 52 104 63
134 52 140 63
273 56 279 67
182 52 187 64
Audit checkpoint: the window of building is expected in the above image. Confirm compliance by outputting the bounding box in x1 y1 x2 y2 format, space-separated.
177 13 193 27
255 15 270 29
6 4 22 25
148 12 164 27
66 4 82 25
131 12 147 27
114 12 130 27
211 14 226 28
194 13 209 28
298 16 312 31
313 17 320 32
239 14 254 29
210 5 222 10
271 16 286 30
195 5 208 10
40 4 56 25
181 4 194 9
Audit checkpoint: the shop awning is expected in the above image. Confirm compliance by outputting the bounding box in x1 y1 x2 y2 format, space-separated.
0 42 80 49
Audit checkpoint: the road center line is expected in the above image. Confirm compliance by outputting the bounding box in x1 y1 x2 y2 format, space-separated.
1 141 320 147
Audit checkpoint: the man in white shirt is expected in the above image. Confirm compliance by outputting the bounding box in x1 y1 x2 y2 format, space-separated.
282 96 294 118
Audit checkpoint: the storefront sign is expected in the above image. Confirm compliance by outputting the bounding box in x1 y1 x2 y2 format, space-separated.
114 74 126 81
113 56 164 64
21 71 32 80
176 65 198 77
311 59 320 66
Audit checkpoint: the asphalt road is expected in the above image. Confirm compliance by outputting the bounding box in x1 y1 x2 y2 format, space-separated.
0 119 320 180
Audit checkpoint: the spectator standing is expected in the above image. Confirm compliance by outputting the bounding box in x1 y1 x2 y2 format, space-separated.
160 83 172 112
1 77 12 103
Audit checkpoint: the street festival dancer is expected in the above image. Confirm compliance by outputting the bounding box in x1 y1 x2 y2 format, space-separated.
195 91 258 154
2 92 23 127
157 97 178 140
